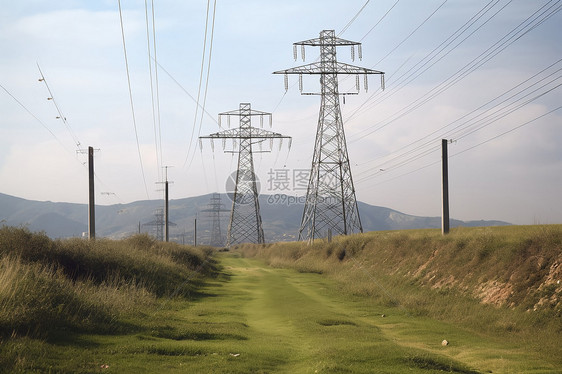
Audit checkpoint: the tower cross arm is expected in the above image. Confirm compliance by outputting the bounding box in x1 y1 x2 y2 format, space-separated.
219 108 271 116
200 127 291 140
294 35 360 47
273 62 384 75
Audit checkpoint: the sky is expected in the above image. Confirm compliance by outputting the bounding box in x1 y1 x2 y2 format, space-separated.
1 0 561 226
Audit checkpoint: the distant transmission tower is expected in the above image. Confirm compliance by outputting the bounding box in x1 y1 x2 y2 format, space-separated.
143 209 164 241
200 103 291 246
274 29 385 241
200 193 229 247
143 209 176 241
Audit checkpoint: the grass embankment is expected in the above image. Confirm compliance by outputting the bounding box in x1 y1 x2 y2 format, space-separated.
237 225 562 368
0 227 215 372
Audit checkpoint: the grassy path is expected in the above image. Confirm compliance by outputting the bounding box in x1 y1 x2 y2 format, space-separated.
17 253 558 373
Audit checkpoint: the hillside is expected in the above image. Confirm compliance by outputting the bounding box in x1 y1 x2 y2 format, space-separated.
0 192 510 242
237 225 562 325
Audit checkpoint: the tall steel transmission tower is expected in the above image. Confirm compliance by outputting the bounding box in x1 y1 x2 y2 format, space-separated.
200 193 229 247
274 29 385 241
200 103 291 246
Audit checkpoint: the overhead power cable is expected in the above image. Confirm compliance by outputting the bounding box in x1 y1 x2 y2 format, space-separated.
144 0 162 182
356 72 561 182
357 59 562 172
1 82 69 154
357 106 561 188
360 0 401 41
184 0 212 168
151 0 164 179
155 60 220 127
374 0 448 66
339 0 371 35
117 0 151 200
349 0 561 141
184 0 218 170
36 63 82 149
344 0 504 126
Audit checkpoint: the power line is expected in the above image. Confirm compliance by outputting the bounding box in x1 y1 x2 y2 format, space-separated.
36 63 82 149
2 82 125 204
154 59 220 127
187 0 217 170
356 59 562 173
151 0 164 180
1 82 70 154
339 0 371 35
357 106 560 188
117 0 150 200
184 0 212 168
374 0 448 66
348 0 560 141
356 98 561 187
451 106 561 157
344 0 503 126
356 74 561 182
360 0 401 41
144 0 162 182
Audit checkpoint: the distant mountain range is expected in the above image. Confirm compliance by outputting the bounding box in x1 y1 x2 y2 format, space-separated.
0 192 510 244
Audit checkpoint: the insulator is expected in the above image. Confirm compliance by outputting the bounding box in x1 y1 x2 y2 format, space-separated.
364 74 369 93
218 115 221 127
284 73 288 91
227 115 231 128
222 138 226 150
259 141 262 152
381 74 385 90
210 138 214 152
279 137 283 151
260 115 263 128
269 115 272 128
358 44 363 60
270 138 273 150
233 139 237 150
301 45 305 61
299 74 303 92
288 137 292 151
351 46 355 61
293 44 297 61
343 95 346 105
356 74 360 91
199 138 203 151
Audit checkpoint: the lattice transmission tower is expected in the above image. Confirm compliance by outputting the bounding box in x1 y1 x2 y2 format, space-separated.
200 193 229 247
200 103 291 246
274 29 385 241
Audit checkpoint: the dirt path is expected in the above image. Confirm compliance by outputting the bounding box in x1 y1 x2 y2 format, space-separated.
217 254 481 373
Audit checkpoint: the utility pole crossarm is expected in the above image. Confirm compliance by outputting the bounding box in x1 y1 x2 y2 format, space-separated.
274 62 383 76
293 35 360 46
219 108 271 116
200 128 291 140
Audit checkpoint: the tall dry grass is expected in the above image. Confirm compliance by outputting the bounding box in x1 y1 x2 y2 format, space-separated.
237 225 562 349
0 227 216 339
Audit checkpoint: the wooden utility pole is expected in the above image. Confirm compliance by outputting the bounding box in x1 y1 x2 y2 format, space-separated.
88 146 95 240
165 181 169 242
194 217 197 246
441 139 450 235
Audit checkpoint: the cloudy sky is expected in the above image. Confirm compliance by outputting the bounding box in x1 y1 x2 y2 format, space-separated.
1 0 561 226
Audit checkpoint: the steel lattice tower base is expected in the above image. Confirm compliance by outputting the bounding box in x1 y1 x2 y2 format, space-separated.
275 30 384 241
200 103 291 246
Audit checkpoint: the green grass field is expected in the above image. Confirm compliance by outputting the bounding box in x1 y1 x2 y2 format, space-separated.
0 225 561 373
